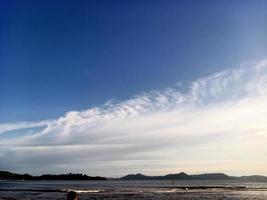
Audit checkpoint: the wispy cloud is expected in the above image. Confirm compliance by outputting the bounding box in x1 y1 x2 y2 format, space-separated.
1 60 267 176
0 120 52 135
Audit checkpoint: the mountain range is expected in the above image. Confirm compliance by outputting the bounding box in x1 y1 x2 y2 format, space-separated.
1 170 267 182
120 172 267 182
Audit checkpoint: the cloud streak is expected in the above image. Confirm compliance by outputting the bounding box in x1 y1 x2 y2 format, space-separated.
1 60 267 176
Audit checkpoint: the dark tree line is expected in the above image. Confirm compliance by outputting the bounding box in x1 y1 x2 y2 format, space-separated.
0 171 106 180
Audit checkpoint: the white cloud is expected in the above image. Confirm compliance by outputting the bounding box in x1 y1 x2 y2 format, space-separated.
0 59 267 176
0 120 52 135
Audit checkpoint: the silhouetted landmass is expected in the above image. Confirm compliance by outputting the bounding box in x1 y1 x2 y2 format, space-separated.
120 172 267 182
120 173 151 180
238 175 267 182
38 173 106 180
0 171 106 180
191 173 232 180
1 170 267 182
163 172 192 180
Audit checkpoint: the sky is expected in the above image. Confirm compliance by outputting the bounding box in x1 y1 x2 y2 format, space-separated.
0 0 267 176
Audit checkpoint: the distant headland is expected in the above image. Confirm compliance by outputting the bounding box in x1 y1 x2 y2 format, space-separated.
1 170 267 182
0 171 106 181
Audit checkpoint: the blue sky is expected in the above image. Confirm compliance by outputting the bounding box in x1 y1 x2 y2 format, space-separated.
1 0 267 122
0 1 267 176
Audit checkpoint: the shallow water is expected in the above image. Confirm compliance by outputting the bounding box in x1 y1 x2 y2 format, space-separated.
0 180 267 200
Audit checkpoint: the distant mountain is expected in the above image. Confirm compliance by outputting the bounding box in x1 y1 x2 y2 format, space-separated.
191 173 232 180
120 173 151 180
120 172 230 180
0 171 32 180
238 175 267 182
120 172 191 180
120 172 267 182
0 171 106 181
155 172 192 180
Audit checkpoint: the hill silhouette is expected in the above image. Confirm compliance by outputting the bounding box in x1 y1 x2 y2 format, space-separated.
120 172 267 182
0 171 106 180
1 170 266 182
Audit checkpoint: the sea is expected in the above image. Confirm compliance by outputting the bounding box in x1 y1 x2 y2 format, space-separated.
1 180 267 200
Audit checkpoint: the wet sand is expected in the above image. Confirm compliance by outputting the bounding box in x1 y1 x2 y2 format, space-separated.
1 189 267 200
1 180 267 200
